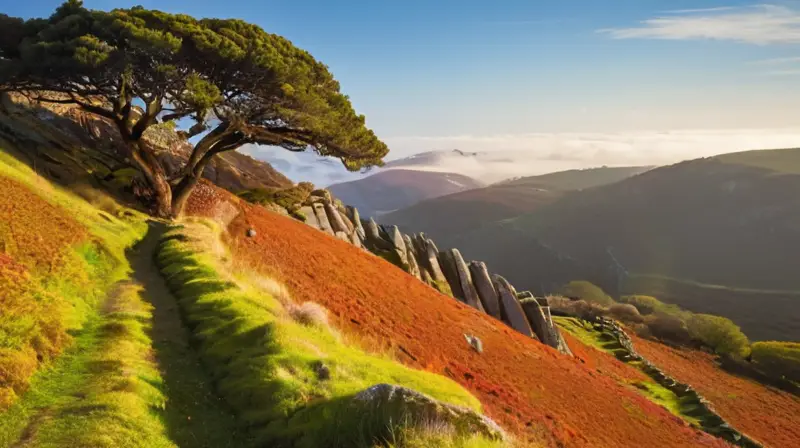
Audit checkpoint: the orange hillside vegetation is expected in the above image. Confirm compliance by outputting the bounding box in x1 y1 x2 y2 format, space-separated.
0 175 89 408
187 181 727 448
631 334 800 448
0 176 87 271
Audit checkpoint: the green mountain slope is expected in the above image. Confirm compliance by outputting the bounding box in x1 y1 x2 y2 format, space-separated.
384 166 647 240
396 149 800 341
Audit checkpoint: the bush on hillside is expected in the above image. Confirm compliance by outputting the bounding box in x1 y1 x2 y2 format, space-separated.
608 303 643 323
561 281 615 306
686 314 751 358
239 182 315 212
643 313 692 345
548 297 605 322
750 341 800 382
620 295 685 318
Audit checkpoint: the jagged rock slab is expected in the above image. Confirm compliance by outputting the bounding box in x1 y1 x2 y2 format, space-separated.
299 206 320 229
425 239 447 284
493 275 535 338
520 298 563 351
390 226 410 268
345 206 365 235
352 384 505 442
469 261 501 319
339 211 355 233
364 218 392 251
349 229 364 249
313 203 334 235
438 250 465 301
325 202 349 234
335 231 350 242
452 249 484 312
403 234 422 279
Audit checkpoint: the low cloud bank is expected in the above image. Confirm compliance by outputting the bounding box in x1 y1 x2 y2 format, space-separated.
242 128 800 185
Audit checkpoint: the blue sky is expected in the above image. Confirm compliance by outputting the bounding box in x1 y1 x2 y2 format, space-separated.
8 1 800 183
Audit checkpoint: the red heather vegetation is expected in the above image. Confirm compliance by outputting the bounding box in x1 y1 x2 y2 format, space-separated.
560 332 650 385
187 182 726 447
631 334 800 448
0 177 87 271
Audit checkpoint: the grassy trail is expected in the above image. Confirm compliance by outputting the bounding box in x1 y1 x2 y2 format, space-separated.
127 222 254 448
0 222 252 448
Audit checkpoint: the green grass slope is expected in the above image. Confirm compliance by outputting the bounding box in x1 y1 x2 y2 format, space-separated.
0 149 178 447
155 221 503 448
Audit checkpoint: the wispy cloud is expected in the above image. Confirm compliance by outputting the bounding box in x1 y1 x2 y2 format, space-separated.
242 129 800 185
600 4 800 44
765 69 800 75
751 56 800 64
662 6 741 14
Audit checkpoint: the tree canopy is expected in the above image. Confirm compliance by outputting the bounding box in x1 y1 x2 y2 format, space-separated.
0 1 388 217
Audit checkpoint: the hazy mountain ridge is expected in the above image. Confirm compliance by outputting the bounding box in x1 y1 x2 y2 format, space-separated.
384 165 648 244
405 149 800 341
328 168 484 218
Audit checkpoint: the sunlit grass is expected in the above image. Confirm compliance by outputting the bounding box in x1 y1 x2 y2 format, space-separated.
156 221 498 447
0 148 173 446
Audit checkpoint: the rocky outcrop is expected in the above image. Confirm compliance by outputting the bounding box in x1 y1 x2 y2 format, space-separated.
351 384 505 442
292 192 571 354
438 250 465 301
520 297 572 355
451 249 484 311
313 203 334 235
325 202 349 234
390 225 410 268
299 205 320 229
403 234 422 280
469 261 501 319
493 275 535 338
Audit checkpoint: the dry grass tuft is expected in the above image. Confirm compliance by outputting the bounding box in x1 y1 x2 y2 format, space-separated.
287 302 330 328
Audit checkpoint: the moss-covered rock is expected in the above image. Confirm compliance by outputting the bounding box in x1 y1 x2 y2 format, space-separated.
350 384 506 442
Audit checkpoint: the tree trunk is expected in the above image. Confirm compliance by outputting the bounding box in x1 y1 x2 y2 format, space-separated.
170 173 200 218
129 140 173 218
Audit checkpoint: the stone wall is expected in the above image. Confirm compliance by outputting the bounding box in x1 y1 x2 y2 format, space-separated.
296 190 572 355
593 317 762 448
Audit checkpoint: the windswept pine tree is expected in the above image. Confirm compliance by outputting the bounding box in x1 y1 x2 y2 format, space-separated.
0 0 388 217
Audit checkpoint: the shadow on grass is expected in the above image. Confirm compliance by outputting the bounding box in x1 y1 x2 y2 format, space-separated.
127 221 255 448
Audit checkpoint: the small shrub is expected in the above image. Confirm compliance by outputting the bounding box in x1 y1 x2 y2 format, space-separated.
547 296 605 321
289 208 307 222
686 314 750 358
621 295 685 318
608 303 643 323
751 341 800 382
644 313 692 345
288 302 330 328
620 295 663 315
561 281 615 306
239 182 315 210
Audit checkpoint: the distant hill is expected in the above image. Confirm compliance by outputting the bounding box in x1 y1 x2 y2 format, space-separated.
328 169 483 218
384 166 648 242
437 148 800 341
499 166 653 190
